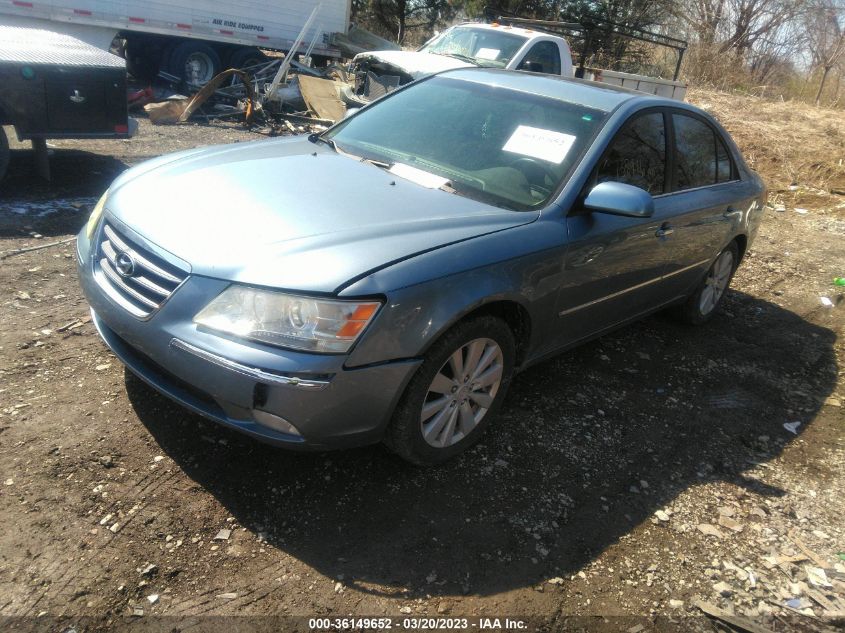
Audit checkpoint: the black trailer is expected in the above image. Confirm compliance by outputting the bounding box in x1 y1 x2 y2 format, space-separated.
0 25 133 183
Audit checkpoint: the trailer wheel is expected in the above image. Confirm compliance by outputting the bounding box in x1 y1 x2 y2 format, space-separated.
125 39 162 81
168 41 221 85
0 126 9 183
227 47 267 71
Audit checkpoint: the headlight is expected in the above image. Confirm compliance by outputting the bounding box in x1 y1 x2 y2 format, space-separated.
194 286 381 353
86 191 108 239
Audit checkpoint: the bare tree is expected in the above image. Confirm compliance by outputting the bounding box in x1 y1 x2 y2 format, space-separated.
367 0 453 43
684 0 728 43
718 0 806 56
805 0 845 104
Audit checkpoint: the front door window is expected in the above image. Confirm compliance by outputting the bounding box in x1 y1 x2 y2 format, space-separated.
596 112 667 194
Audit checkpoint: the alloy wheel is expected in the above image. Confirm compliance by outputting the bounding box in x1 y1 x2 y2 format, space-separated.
420 338 504 448
699 250 734 315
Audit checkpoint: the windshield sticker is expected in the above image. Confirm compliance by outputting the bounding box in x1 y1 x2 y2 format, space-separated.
389 163 450 189
503 125 577 164
476 47 500 60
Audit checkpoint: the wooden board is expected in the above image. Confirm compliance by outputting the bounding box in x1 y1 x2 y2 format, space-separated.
298 75 347 123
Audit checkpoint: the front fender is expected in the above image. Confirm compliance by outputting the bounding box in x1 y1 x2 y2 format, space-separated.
342 219 568 368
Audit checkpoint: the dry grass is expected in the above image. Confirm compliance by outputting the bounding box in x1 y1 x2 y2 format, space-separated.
688 87 845 194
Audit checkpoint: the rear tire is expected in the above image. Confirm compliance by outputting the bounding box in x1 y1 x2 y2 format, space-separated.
384 316 515 465
673 241 739 325
168 41 221 85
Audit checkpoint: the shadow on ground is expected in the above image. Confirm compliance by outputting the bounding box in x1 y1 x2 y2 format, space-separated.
0 148 129 238
127 289 838 598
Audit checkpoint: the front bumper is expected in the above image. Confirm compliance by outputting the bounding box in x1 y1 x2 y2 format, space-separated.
77 223 421 450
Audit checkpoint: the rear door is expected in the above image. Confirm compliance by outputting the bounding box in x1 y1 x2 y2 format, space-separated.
657 111 749 296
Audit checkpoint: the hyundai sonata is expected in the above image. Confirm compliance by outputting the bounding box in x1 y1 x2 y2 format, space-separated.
77 68 765 464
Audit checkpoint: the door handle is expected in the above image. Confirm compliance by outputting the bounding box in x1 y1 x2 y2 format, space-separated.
655 224 674 238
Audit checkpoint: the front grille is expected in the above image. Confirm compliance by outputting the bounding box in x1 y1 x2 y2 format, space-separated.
95 222 188 318
365 71 400 99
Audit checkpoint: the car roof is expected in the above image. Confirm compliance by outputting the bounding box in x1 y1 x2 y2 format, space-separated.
438 67 670 113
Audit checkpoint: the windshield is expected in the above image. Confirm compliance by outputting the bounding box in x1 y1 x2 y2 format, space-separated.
324 76 607 210
420 26 528 68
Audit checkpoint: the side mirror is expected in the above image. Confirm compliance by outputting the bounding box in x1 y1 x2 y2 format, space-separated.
583 181 654 218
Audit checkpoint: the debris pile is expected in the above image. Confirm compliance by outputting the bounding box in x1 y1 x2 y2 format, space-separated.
133 10 372 133
136 56 347 134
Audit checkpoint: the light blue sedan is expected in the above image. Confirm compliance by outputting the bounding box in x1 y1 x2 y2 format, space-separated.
77 68 765 464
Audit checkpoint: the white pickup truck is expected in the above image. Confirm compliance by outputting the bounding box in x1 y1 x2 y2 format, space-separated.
350 21 686 102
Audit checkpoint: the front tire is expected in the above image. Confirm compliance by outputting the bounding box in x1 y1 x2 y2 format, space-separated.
673 241 739 325
384 316 515 465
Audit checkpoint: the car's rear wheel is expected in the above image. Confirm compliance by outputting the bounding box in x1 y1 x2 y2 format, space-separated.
674 241 739 325
384 316 515 465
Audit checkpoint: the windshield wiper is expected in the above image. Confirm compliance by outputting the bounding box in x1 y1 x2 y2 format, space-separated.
362 157 392 169
309 134 365 161
449 53 480 65
433 52 480 66
308 133 336 151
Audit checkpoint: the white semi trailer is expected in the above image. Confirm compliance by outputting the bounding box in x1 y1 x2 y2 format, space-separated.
0 0 351 84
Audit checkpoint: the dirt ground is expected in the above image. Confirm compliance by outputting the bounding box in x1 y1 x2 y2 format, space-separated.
0 91 844 633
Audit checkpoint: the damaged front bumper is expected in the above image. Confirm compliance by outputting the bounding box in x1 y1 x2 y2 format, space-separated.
348 50 473 103
349 57 413 103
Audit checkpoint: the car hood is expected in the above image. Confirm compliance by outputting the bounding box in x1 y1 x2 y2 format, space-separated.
105 137 537 293
353 50 472 79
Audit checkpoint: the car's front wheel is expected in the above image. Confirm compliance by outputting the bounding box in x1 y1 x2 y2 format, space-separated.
384 316 515 465
674 241 739 325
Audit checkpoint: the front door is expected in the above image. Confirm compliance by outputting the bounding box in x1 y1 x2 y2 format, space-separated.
553 110 677 348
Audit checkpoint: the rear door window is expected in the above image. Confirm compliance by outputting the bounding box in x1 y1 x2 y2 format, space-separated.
596 111 666 194
672 113 738 190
